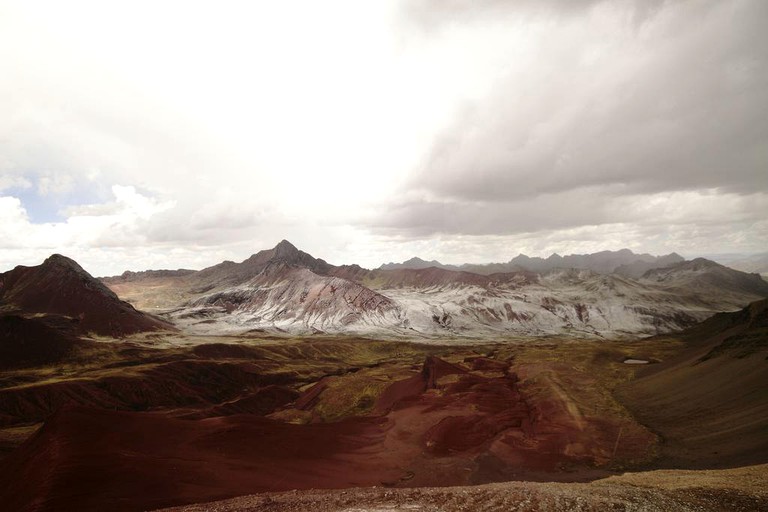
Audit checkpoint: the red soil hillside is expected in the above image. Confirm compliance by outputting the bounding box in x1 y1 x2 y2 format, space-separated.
0 405 397 512
0 358 299 427
0 315 81 370
0 254 172 337
0 354 656 511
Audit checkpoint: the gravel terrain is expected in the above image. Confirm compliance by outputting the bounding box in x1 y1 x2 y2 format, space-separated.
158 464 768 512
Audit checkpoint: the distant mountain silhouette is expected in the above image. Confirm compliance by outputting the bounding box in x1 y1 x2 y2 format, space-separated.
380 257 446 271
379 249 684 277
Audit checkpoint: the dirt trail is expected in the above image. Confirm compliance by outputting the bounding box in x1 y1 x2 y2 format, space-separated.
545 373 586 431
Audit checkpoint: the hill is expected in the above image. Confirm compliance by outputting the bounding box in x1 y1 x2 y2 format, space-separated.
617 298 768 468
0 254 172 338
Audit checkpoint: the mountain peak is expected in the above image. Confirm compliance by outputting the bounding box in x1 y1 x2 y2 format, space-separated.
43 253 83 269
685 258 733 273
273 239 299 258
38 254 119 298
40 254 92 279
197 240 332 289
379 256 445 271
275 239 297 250
406 256 441 265
687 257 720 267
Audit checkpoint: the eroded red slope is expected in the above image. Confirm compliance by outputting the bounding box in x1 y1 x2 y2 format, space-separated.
0 406 397 512
0 356 656 511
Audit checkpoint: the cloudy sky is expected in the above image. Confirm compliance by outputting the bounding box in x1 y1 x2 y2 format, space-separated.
1 0 766 275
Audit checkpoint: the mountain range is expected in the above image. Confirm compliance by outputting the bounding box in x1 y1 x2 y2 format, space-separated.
98 240 768 339
719 252 768 275
380 249 685 278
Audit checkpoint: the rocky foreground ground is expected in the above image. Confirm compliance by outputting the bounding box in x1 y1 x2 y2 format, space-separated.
158 464 768 512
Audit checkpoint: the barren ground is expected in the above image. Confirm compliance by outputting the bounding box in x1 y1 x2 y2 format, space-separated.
158 464 768 512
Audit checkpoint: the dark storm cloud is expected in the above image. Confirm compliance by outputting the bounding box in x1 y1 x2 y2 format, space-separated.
367 188 622 236
376 0 768 237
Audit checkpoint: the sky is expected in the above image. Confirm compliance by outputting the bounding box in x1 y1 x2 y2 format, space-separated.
1 0 766 276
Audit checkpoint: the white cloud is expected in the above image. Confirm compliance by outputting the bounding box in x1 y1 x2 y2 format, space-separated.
0 197 30 228
0 186 174 270
0 175 31 192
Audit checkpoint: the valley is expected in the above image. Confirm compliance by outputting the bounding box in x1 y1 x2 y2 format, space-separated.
0 243 766 511
0 333 695 510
